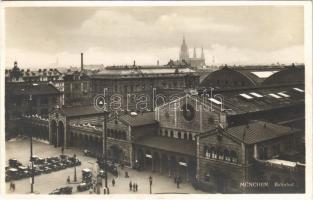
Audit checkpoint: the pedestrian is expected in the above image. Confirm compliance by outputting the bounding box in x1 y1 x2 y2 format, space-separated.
61 147 64 154
12 183 15 192
135 183 138 192
112 178 115 187
129 181 132 191
132 182 136 192
176 179 180 189
67 176 70 184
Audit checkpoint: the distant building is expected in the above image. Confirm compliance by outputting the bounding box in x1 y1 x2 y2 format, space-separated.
5 61 64 104
5 82 61 139
179 37 206 69
91 62 199 111
63 53 96 106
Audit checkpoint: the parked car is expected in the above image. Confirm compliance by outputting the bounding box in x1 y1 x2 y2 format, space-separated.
82 168 92 183
77 182 92 192
83 149 97 157
68 157 81 166
49 186 73 195
40 165 52 174
17 166 30 178
33 165 43 175
8 159 22 168
98 170 106 178
6 168 21 180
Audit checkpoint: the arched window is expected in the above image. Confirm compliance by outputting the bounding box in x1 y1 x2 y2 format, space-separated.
217 148 224 160
211 147 217 159
165 130 168 137
123 131 127 140
184 133 188 140
188 133 193 140
178 132 181 139
230 150 238 163
203 145 208 157
224 149 230 162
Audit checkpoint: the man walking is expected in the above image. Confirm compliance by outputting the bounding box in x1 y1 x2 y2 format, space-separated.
132 182 136 192
112 178 115 187
129 181 132 191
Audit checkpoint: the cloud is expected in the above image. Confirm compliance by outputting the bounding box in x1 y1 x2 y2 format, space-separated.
4 6 304 68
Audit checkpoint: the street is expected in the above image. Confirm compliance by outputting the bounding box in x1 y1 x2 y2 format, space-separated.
5 137 204 194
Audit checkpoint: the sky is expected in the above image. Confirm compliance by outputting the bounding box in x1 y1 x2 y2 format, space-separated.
4 6 304 68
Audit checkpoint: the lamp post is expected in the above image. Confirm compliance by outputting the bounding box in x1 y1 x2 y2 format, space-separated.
29 94 34 193
74 154 77 182
149 176 153 194
97 88 109 194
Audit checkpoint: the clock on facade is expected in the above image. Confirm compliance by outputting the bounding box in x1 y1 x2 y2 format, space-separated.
182 103 195 121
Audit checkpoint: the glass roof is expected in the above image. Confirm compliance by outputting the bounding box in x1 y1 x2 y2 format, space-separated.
251 71 278 78
239 93 253 99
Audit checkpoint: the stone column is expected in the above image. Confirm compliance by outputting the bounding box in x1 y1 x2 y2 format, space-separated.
168 157 171 177
253 144 258 159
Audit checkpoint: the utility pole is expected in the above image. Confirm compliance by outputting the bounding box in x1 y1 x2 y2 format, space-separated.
29 94 34 193
99 88 109 194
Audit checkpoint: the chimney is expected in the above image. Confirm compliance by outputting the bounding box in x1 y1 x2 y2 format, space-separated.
219 110 228 129
81 52 84 71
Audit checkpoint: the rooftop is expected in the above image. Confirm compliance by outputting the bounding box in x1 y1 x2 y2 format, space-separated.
6 83 61 96
91 66 196 79
119 112 157 127
134 135 196 156
224 121 299 145
199 84 305 116
58 105 103 117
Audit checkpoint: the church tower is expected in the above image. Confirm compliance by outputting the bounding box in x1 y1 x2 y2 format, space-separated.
201 47 205 60
179 36 189 61
193 48 197 58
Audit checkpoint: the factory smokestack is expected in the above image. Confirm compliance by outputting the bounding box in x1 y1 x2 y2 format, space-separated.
81 53 84 71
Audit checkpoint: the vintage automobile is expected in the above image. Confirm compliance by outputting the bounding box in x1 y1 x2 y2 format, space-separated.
68 157 81 166
82 168 92 183
17 166 30 178
8 159 22 168
49 186 73 195
77 182 92 192
6 168 21 180
40 165 52 174
83 149 97 157
98 170 106 178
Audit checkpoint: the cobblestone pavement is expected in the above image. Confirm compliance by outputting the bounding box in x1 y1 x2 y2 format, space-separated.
5 137 204 194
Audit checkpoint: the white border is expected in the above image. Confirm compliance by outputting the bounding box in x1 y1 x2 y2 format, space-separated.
0 1 312 200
